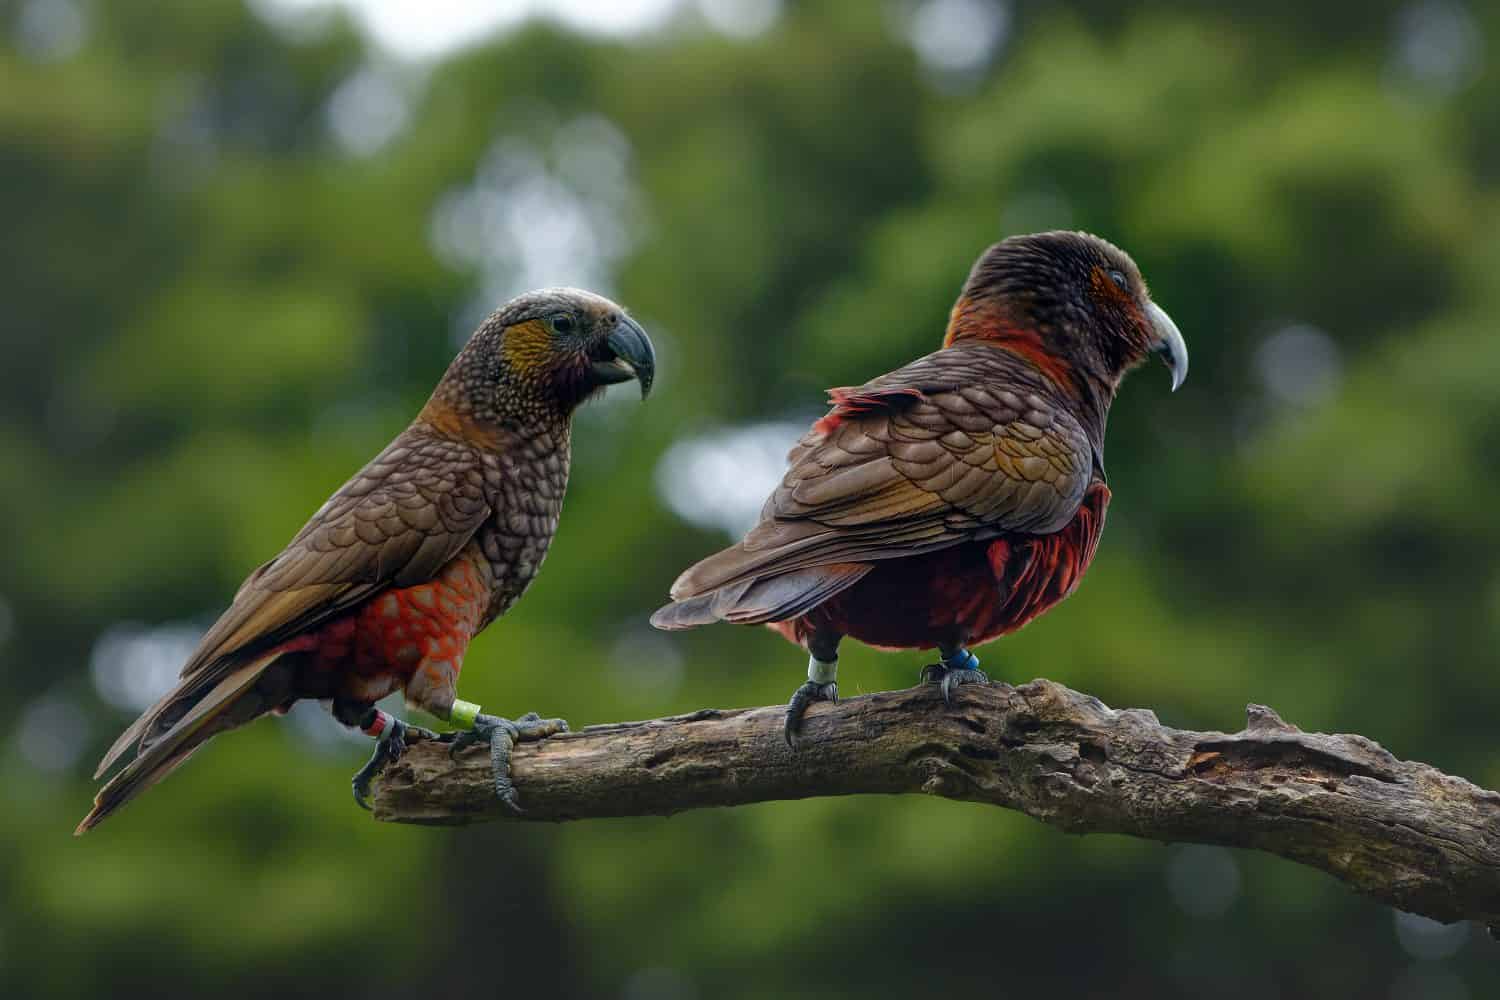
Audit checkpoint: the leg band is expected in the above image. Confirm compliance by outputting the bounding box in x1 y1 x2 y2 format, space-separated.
362 710 393 740
943 648 980 672
450 699 482 729
807 655 838 685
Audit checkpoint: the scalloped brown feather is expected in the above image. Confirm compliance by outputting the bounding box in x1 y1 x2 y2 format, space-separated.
660 341 1095 619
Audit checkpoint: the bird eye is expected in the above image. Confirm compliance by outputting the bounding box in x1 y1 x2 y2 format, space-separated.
550 313 577 335
1107 269 1129 292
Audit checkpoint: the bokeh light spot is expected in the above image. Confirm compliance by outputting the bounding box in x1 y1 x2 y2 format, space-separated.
14 0 87 63
17 694 90 774
904 0 1009 75
429 112 643 338
90 622 203 712
1390 0 1483 96
654 422 807 537
697 0 779 39
325 65 413 157
1165 844 1241 918
1254 323 1343 408
1393 910 1469 961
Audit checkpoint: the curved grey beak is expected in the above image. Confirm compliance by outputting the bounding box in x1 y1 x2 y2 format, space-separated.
1146 301 1188 392
592 315 656 399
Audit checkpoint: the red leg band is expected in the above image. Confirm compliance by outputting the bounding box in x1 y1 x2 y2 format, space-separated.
362 710 390 739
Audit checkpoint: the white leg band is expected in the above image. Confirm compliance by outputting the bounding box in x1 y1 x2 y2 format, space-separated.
807 655 838 685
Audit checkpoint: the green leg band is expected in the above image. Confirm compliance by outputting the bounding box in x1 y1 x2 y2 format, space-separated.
449 698 481 729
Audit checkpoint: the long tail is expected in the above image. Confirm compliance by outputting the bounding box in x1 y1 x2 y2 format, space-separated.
650 563 870 631
76 648 290 834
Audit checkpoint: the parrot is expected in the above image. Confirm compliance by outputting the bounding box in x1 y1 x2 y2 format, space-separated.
78 288 656 833
650 231 1186 743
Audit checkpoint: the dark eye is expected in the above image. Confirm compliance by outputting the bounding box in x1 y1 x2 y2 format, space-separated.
550 313 577 335
1107 269 1129 292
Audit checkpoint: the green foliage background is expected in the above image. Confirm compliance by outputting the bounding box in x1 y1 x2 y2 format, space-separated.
3 1 1498 996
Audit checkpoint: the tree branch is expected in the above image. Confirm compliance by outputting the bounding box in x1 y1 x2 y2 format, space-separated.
372 679 1500 928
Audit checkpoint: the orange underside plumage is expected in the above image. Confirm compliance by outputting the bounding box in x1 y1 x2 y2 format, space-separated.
770 482 1109 651
276 552 490 709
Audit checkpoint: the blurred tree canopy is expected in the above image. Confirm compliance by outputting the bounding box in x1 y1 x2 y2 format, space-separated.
2 0 1498 996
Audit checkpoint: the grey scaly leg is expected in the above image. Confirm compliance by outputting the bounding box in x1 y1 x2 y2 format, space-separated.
786 644 846 746
340 702 439 811
444 701 568 813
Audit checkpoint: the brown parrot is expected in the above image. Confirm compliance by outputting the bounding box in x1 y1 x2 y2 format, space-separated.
651 231 1185 741
79 288 655 833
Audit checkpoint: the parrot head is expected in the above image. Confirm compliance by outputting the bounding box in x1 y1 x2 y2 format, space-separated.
426 287 657 433
491 286 656 405
944 230 1187 394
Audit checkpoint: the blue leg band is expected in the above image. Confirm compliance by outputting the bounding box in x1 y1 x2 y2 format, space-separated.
944 648 980 672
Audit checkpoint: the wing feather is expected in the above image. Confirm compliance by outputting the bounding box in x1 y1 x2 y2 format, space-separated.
95 427 494 779
667 343 1094 602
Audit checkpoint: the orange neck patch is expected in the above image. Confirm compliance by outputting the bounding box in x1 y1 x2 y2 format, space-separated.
944 296 1075 389
418 397 505 449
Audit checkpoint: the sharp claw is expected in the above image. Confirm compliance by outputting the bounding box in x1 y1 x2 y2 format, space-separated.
346 715 474 814
441 711 568 811
351 720 406 812
785 688 810 747
927 665 990 705
485 716 521 810
352 781 372 811
447 729 477 761
513 715 568 739
496 769 524 814
784 681 836 748
921 650 990 706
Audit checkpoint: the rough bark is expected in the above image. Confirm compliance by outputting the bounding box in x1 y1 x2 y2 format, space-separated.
373 679 1500 929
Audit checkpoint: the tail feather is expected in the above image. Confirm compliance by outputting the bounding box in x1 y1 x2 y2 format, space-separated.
665 537 803 601
77 649 290 834
94 667 228 780
651 563 870 631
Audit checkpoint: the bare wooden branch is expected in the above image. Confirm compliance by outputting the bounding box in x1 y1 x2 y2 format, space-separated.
372 679 1500 928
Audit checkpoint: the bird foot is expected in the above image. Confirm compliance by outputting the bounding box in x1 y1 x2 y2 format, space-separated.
352 716 438 811
784 680 838 747
920 649 989 706
446 711 569 813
